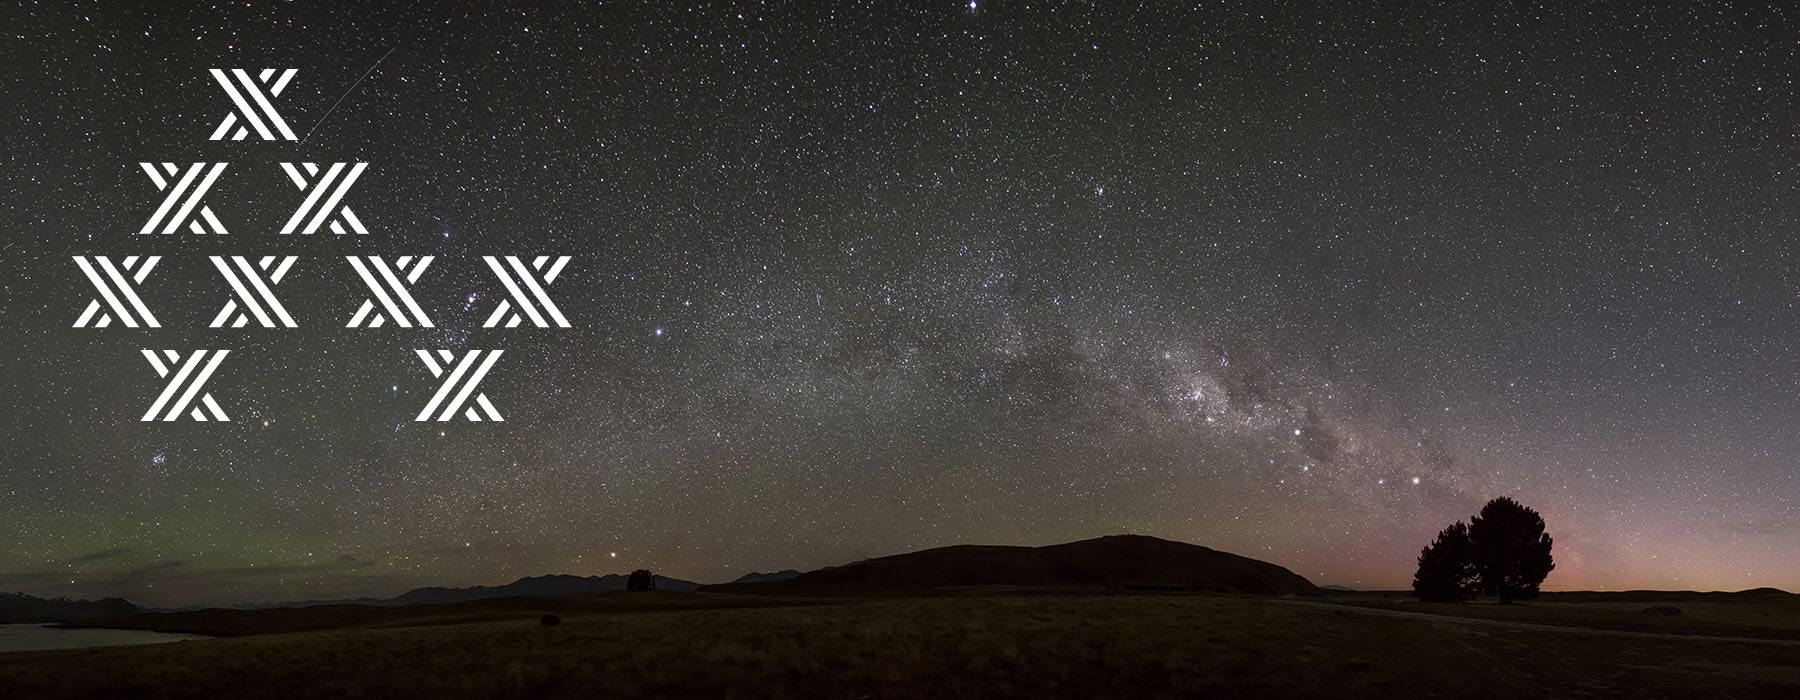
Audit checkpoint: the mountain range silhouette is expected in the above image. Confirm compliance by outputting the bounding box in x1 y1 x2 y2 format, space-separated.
701 534 1320 595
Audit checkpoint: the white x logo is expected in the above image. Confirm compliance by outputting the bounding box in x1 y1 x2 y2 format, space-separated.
347 256 434 327
139 162 228 235
281 162 369 234
415 350 505 422
210 68 297 141
142 349 231 422
483 256 571 328
73 256 160 328
210 256 298 328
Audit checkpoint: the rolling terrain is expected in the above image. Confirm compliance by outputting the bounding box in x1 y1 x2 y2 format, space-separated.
700 534 1319 596
9 591 1800 699
10 535 1799 698
0 594 141 624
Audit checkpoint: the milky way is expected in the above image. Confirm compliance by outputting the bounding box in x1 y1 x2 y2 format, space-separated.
2 2 1796 606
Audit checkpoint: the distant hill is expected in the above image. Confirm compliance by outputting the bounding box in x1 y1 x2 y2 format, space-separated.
229 573 704 610
730 569 803 584
1320 584 1356 592
1541 588 1795 603
387 573 702 606
700 535 1319 596
62 590 830 637
0 592 141 623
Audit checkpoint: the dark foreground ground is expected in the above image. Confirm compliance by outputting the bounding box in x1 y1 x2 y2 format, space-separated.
4 590 1798 699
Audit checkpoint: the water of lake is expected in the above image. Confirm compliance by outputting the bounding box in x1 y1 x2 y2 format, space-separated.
0 623 210 652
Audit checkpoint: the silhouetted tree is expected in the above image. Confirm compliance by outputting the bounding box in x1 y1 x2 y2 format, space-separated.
1466 497 1555 604
627 569 656 592
1412 521 1477 602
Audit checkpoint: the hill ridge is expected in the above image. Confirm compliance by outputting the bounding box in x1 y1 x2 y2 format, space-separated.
701 534 1319 596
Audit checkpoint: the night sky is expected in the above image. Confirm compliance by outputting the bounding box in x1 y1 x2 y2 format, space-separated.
4 1 1797 607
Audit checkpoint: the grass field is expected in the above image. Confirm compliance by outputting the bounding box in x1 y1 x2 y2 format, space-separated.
1327 590 1800 641
4 591 1798 699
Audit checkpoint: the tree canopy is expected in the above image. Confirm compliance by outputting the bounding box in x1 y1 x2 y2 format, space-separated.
1412 521 1477 602
1413 497 1554 604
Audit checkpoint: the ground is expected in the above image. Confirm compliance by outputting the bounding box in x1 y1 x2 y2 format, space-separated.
3 591 1798 698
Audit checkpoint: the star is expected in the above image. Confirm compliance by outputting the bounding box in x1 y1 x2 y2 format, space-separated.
9 0 1793 607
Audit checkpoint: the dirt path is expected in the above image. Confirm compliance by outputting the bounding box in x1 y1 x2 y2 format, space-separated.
1282 600 1800 647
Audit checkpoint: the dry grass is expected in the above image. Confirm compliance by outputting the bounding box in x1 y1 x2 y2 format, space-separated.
4 592 1798 699
1327 591 1800 640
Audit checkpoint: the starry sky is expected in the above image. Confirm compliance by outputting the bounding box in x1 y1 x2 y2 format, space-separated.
3 1 1797 607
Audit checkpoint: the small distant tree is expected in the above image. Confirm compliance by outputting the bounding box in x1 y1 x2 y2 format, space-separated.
627 569 656 592
1467 497 1555 604
1412 521 1477 602
1413 497 1555 604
